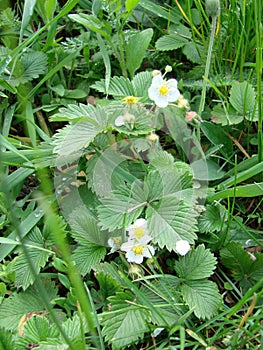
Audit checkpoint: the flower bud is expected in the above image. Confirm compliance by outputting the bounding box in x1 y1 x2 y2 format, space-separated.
165 65 172 73
146 132 159 143
128 264 143 276
205 0 220 17
185 111 197 122
175 240 191 256
152 70 162 77
177 94 189 109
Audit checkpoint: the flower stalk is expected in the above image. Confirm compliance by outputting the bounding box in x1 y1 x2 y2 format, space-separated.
198 1 220 139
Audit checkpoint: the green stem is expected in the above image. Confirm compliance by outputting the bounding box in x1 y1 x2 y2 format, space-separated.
255 0 262 164
117 31 128 78
198 15 218 117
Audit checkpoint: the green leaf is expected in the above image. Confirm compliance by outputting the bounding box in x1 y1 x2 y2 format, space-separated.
181 279 221 319
95 272 122 304
182 42 202 63
0 207 44 261
68 13 110 39
131 71 152 100
100 290 150 348
16 316 59 348
36 0 57 24
61 314 87 341
211 104 243 125
91 76 134 97
72 243 107 276
11 50 48 86
229 81 255 116
20 0 37 33
191 158 225 181
209 182 263 201
125 0 140 12
139 0 180 24
156 33 188 51
201 121 233 157
198 203 227 234
97 193 144 231
97 33 111 94
53 119 104 156
50 103 107 123
0 280 58 331
25 101 37 147
69 210 109 246
175 245 217 280
220 242 263 290
13 250 50 291
139 276 183 326
147 197 198 251
126 28 153 77
0 328 14 350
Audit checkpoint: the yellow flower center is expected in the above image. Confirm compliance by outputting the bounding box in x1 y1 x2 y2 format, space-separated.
114 238 121 245
159 85 169 96
122 96 138 105
134 228 145 238
133 245 144 255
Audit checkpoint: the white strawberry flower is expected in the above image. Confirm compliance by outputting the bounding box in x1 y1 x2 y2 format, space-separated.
115 111 135 128
108 237 122 253
121 240 155 264
148 74 180 108
175 240 191 256
126 218 152 243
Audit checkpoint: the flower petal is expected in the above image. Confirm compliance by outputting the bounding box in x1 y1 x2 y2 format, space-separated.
143 245 155 258
115 115 125 126
175 240 191 256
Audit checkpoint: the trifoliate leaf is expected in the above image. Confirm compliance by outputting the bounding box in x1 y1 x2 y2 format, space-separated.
10 50 47 86
220 242 263 291
147 197 197 251
100 290 150 348
0 280 58 331
175 245 217 280
229 81 255 116
181 279 221 319
72 243 107 276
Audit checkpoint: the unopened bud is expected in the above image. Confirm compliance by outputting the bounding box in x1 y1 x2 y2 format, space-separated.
128 264 143 276
185 111 197 122
177 94 189 109
146 132 159 143
152 70 161 77
205 0 220 17
165 65 172 73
